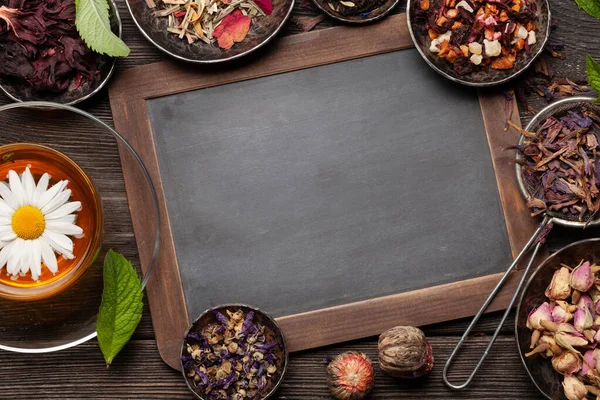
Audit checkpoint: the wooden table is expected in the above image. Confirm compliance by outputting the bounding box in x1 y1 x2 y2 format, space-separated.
0 0 599 397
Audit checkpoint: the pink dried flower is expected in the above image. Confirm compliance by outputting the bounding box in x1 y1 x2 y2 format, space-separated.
582 349 596 376
574 307 594 332
552 351 582 375
571 261 594 292
546 267 572 300
562 375 588 400
552 305 573 324
527 302 553 330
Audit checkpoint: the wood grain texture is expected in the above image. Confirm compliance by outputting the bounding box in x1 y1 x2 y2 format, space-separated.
0 0 598 396
0 333 545 399
109 13 538 370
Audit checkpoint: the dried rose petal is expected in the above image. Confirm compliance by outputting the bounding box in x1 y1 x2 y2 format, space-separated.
574 307 594 332
571 261 595 292
553 305 573 324
545 267 572 300
527 302 553 330
562 375 588 400
552 351 582 375
582 349 596 376
212 10 251 50
555 331 588 353
252 0 273 14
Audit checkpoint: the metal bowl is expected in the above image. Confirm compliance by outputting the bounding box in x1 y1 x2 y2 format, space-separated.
406 0 550 87
180 304 288 400
126 0 294 63
516 238 600 400
0 0 122 105
311 0 399 24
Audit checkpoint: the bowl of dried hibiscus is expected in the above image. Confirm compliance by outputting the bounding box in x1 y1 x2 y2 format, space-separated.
407 0 550 86
0 0 126 105
181 304 288 400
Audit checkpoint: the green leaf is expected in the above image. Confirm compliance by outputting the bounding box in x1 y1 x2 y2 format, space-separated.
574 0 600 18
75 0 130 57
96 250 143 366
587 54 600 103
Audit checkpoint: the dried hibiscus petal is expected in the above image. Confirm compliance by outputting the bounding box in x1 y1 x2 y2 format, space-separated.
212 9 251 50
253 0 273 14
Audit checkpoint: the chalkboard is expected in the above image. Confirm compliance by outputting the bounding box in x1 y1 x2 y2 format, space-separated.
148 49 511 318
109 14 538 369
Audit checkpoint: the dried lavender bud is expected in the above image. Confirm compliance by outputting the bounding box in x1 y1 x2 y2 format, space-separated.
378 326 433 379
326 351 374 400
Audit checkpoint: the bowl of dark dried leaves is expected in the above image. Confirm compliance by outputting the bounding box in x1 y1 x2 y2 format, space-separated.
407 0 550 86
181 304 288 400
0 0 123 105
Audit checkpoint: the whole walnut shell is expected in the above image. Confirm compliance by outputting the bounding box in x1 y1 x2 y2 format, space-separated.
378 326 433 378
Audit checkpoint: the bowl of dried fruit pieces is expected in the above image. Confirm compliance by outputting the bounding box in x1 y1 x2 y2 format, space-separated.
180 304 288 400
407 0 550 86
516 239 600 400
126 0 294 63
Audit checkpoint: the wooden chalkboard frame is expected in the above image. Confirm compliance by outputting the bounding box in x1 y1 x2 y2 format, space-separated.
109 13 539 370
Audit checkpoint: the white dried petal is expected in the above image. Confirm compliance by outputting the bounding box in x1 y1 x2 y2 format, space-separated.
528 31 536 45
515 25 528 39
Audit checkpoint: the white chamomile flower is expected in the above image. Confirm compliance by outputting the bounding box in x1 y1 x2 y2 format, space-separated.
0 167 83 281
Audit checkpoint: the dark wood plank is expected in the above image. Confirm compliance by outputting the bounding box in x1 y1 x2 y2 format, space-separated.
0 336 544 399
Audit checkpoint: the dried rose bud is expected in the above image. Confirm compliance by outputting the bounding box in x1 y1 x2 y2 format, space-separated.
555 331 588 353
527 302 553 330
546 267 572 300
582 349 597 376
552 351 582 375
574 307 594 332
525 335 562 358
553 305 573 324
594 329 600 343
589 286 600 303
563 375 588 400
327 351 374 400
378 326 433 379
578 294 595 315
571 261 595 292
583 329 596 342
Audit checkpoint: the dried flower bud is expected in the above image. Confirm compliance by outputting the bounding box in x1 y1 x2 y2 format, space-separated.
578 294 595 315
575 307 594 332
594 329 600 343
527 302 553 330
583 349 597 376
553 305 573 324
326 351 374 400
552 351 582 375
546 267 572 300
589 286 600 303
378 326 433 379
583 329 596 342
555 331 588 353
571 261 595 292
563 375 588 400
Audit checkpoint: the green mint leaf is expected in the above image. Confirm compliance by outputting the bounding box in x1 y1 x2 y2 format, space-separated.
574 0 600 18
75 0 130 57
586 54 600 103
96 249 143 366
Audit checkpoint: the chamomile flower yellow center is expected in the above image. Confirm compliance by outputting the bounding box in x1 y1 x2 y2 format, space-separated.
11 205 45 240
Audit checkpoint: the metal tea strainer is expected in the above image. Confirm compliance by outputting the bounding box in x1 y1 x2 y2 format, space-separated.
443 96 600 389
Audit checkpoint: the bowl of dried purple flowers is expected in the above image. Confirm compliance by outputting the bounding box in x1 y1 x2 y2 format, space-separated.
0 0 122 105
407 0 550 86
181 304 288 400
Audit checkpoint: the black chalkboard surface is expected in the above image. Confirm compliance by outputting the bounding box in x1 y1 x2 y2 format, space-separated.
148 49 512 320
110 15 537 368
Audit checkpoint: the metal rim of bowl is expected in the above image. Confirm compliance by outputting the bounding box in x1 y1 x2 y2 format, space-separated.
125 0 295 64
180 303 289 400
0 100 160 354
405 0 551 87
514 237 600 400
514 96 600 228
311 0 400 24
0 0 123 106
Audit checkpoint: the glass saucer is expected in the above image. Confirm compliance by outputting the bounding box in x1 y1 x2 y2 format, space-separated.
0 101 159 353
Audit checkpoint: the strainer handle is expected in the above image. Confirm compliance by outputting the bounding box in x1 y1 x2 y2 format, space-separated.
442 216 552 390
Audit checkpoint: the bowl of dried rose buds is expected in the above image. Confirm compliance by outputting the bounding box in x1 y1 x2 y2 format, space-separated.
181 304 288 400
516 239 600 400
407 0 550 86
